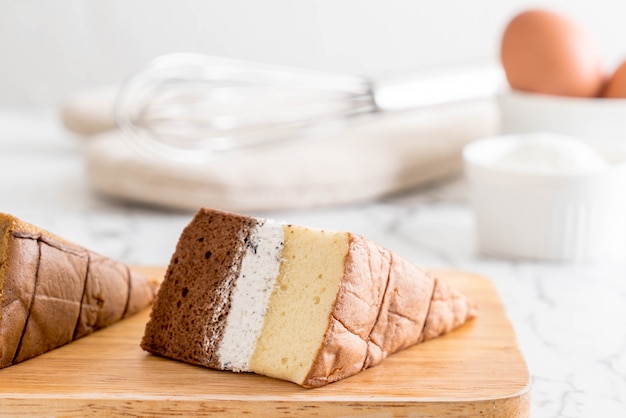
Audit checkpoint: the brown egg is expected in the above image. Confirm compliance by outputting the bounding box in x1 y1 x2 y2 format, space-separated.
601 60 626 98
501 9 604 97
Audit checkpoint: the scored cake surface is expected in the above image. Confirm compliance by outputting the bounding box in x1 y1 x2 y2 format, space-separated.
0 213 156 369
141 207 476 388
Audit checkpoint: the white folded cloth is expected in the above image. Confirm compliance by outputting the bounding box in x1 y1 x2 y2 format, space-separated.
66 93 498 211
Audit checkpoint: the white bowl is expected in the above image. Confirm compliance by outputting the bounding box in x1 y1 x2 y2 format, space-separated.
463 133 626 261
498 89 626 140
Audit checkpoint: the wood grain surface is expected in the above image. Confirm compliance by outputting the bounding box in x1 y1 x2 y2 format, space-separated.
0 268 530 417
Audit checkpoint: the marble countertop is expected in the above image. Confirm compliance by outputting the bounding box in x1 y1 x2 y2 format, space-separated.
1 109 625 417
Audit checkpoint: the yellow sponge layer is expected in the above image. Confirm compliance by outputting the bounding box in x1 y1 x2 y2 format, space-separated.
249 225 349 385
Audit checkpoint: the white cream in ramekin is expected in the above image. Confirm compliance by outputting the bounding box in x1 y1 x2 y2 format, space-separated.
463 133 626 261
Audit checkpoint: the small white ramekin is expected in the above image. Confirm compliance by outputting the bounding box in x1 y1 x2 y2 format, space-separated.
463 134 626 261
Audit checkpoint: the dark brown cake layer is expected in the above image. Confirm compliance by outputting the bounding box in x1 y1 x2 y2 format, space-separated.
141 208 259 368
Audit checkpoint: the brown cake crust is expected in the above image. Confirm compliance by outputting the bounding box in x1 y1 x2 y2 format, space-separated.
141 208 260 368
301 234 476 388
0 213 155 369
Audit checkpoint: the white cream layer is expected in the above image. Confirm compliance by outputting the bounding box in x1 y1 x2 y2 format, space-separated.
217 219 284 371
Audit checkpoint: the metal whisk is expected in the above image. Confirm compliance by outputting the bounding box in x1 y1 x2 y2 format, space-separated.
115 53 503 161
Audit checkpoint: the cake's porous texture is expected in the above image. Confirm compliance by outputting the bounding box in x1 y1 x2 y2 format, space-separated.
141 208 260 368
0 213 155 369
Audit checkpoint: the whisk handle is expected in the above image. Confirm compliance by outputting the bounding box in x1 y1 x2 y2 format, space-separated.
373 64 505 111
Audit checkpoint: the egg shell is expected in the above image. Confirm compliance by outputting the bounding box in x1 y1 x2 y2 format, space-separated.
501 9 604 98
601 60 626 98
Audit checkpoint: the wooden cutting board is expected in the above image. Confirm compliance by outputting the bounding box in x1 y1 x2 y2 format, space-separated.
0 268 530 417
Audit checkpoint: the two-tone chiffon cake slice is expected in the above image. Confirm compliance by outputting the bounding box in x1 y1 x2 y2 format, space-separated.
141 208 476 388
0 213 156 369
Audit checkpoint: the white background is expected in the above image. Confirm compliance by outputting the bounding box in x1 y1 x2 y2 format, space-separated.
2 0 626 107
